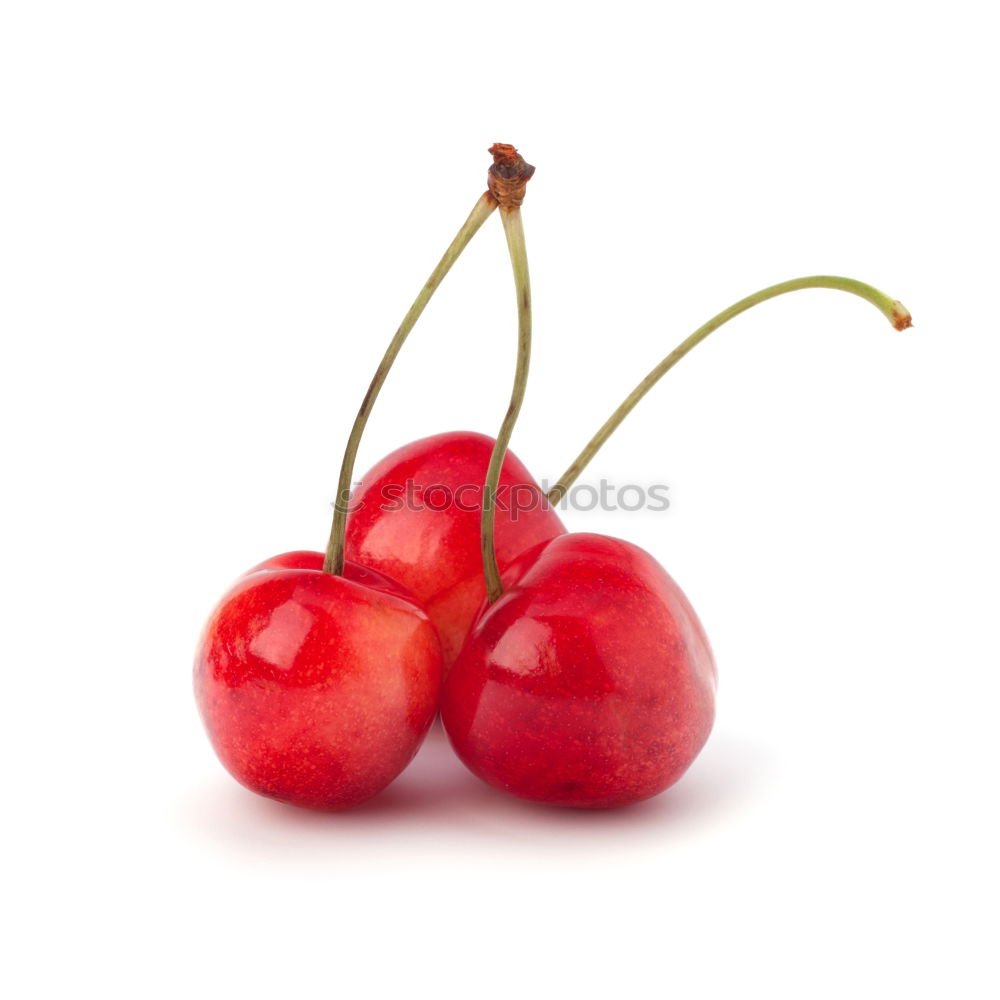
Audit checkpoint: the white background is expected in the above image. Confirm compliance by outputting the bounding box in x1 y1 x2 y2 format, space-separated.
3 2 998 997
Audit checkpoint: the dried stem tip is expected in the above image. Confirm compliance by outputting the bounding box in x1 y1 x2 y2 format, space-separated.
891 301 913 330
488 143 535 210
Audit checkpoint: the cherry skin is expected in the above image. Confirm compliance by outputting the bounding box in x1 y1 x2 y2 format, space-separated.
244 550 416 603
194 555 443 810
344 431 566 666
441 532 716 809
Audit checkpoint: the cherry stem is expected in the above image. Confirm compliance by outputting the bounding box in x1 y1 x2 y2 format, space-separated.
323 191 497 575
547 276 912 504
482 206 532 603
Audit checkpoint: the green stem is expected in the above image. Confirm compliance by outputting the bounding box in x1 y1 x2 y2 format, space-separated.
323 191 497 575
481 207 532 603
547 275 912 504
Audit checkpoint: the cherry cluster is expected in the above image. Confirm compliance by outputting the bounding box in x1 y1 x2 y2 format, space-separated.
193 145 910 811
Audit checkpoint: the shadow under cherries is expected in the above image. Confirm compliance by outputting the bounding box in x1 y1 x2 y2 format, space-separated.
179 721 770 864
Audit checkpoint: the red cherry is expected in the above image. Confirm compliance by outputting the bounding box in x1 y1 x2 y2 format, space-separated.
194 555 443 810
345 431 565 665
441 533 716 809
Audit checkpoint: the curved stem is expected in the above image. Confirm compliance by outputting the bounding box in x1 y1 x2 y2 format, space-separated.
482 207 532 603
323 191 497 575
547 276 912 504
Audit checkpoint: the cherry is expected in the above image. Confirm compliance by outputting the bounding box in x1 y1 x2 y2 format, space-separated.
441 181 912 807
441 533 716 807
194 556 442 809
345 431 564 665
